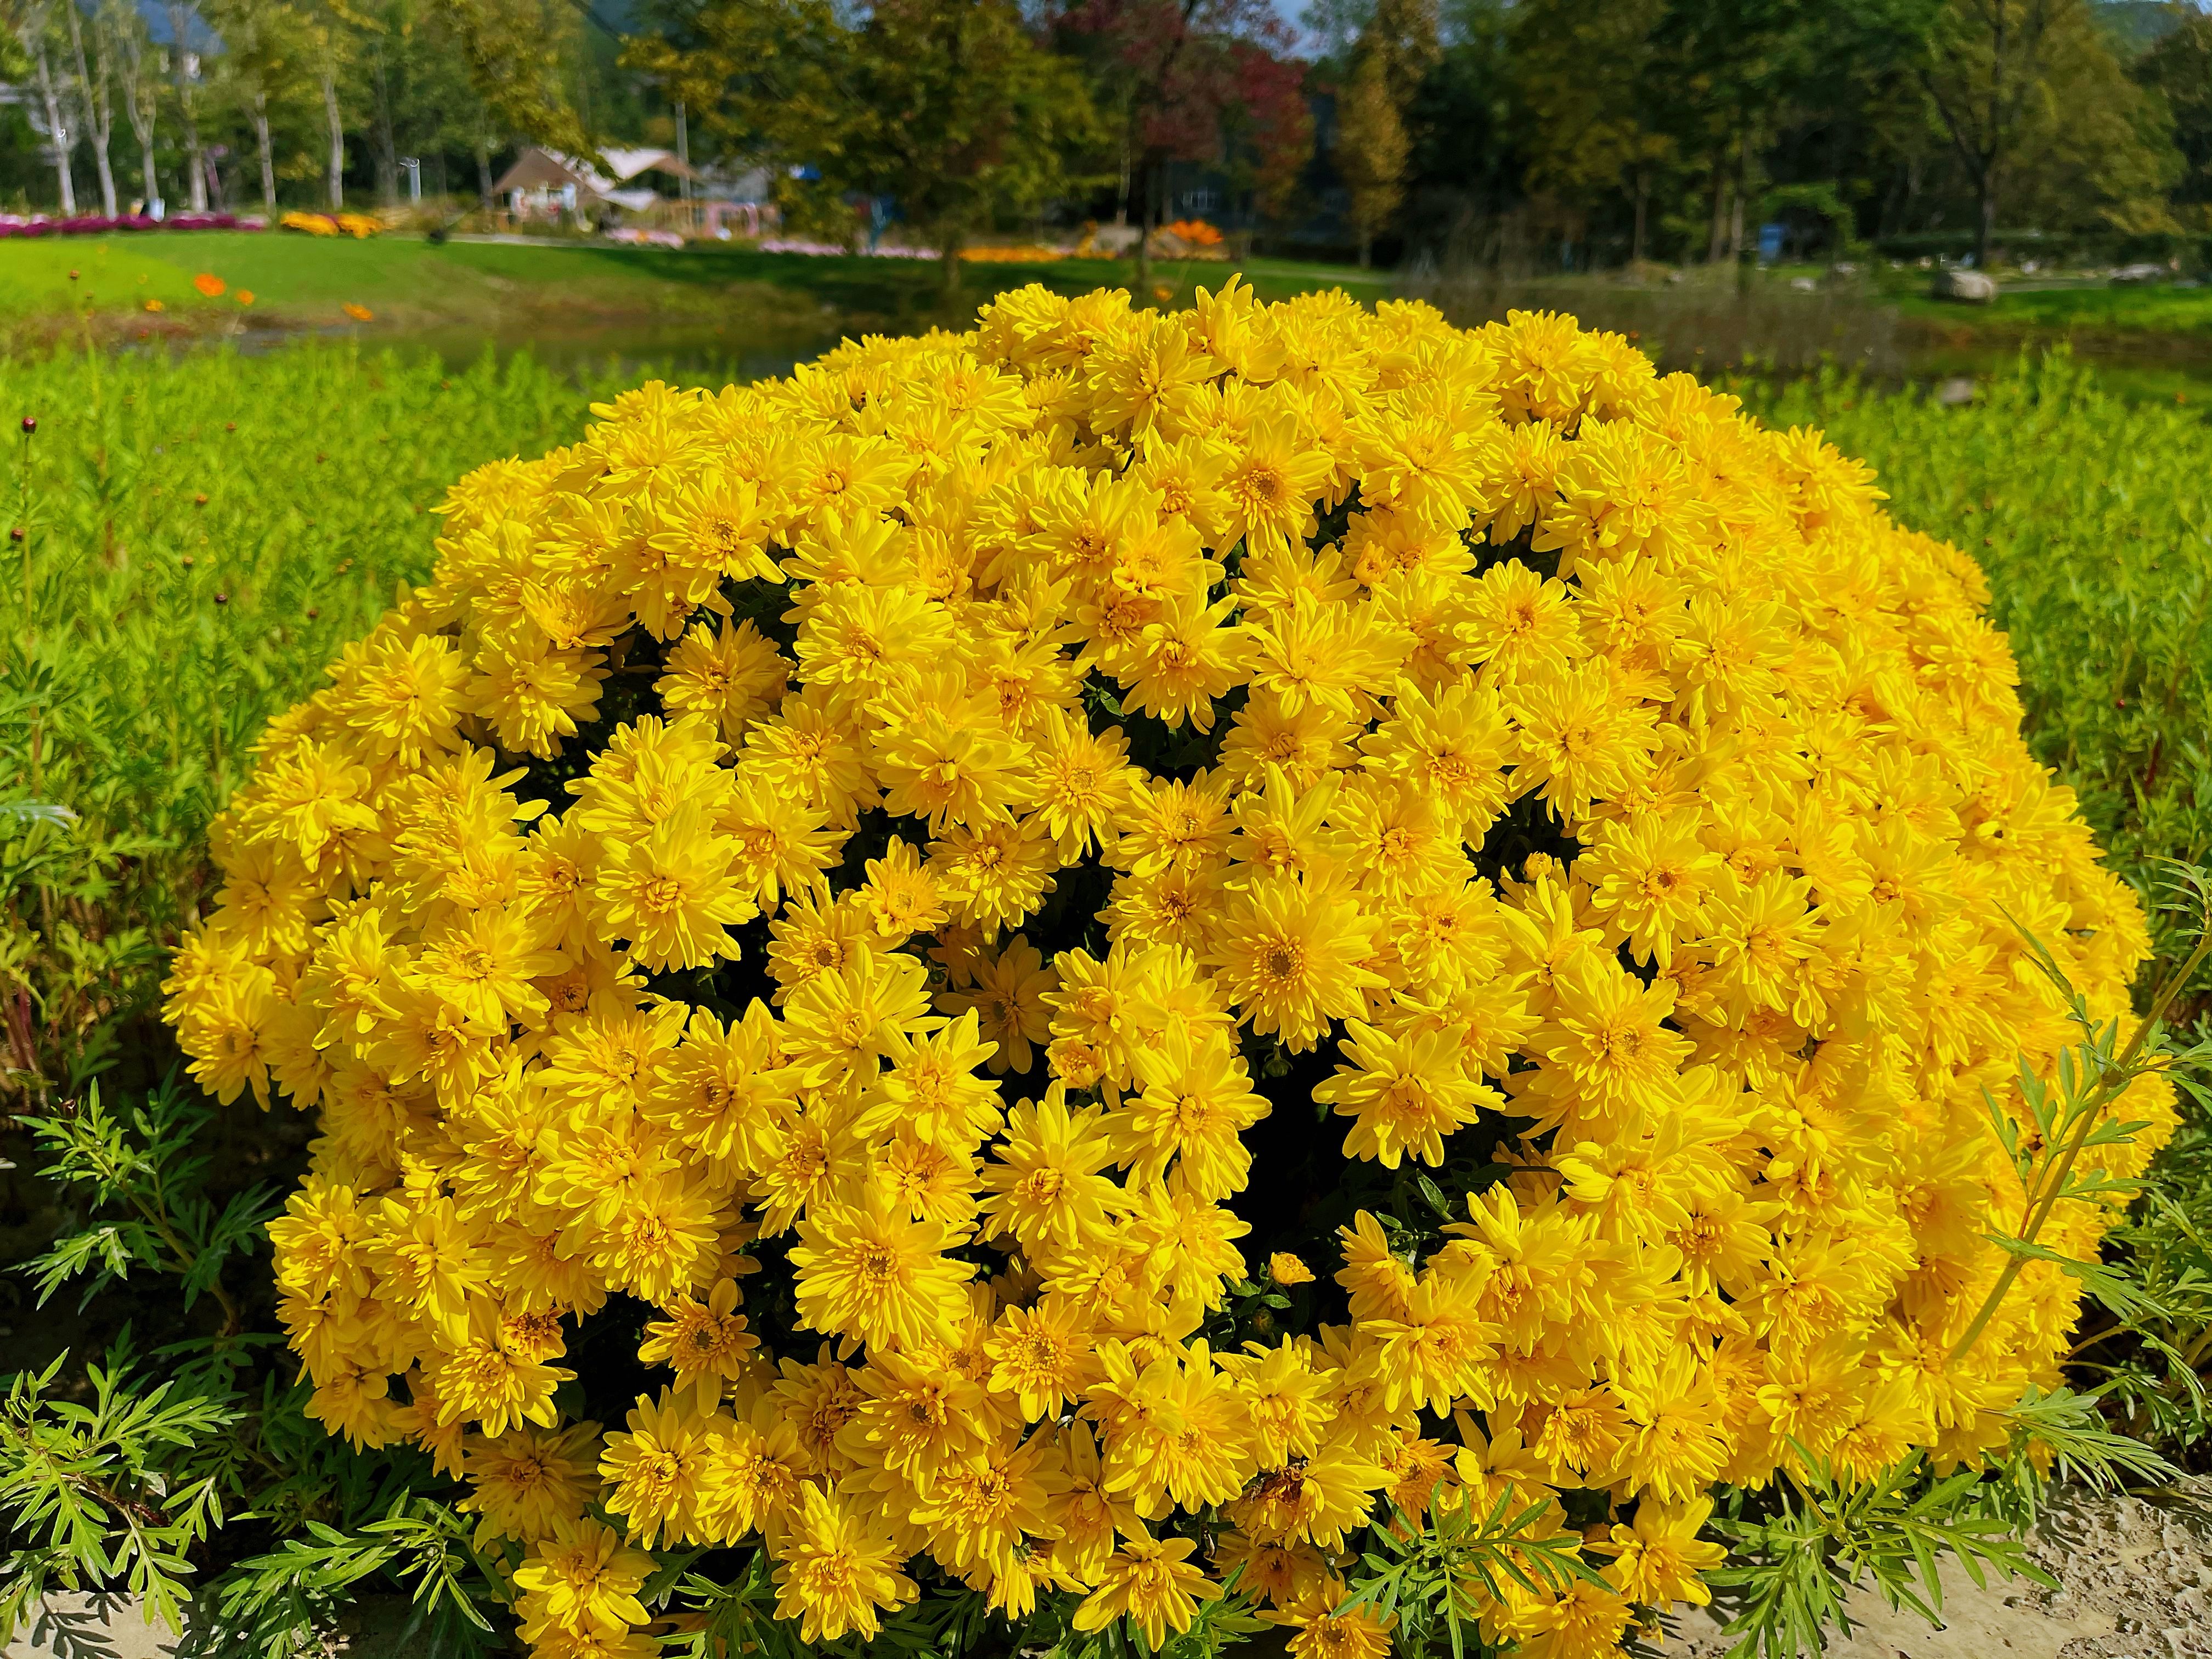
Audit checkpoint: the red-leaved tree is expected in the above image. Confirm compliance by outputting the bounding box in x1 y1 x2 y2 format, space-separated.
1054 0 1313 284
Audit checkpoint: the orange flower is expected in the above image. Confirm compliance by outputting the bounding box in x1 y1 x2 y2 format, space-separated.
342 303 373 321
143 299 165 313
235 290 256 307
193 272 225 297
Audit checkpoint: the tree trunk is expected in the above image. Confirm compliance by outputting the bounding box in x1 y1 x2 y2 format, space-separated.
65 1 117 216
1134 158 1155 292
1114 94 1132 225
1357 231 1372 268
1705 148 1727 264
323 73 345 209
128 90 157 211
1974 176 1997 269
938 223 963 295
1631 171 1649 266
252 93 275 212
370 45 398 206
476 132 494 210
166 4 205 211
34 45 76 213
1730 132 1750 290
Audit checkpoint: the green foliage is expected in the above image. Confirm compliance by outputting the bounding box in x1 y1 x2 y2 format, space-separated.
0 340 613 1648
21 1080 279 1321
0 1073 472 1652
0 1336 240 1642
1340 1491 1605 1659
0 340 611 1101
1707 1453 2053 1659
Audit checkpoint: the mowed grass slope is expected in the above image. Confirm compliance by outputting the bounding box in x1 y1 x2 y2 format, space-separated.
0 231 1372 339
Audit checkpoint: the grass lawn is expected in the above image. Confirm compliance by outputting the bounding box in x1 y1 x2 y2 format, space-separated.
0 229 1375 354
1889 279 2212 336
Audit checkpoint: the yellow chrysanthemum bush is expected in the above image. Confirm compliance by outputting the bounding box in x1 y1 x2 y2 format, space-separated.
164 280 2181 1659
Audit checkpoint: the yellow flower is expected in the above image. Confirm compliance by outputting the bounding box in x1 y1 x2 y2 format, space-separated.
457 1419 602 1545
589 803 755 971
769 1482 919 1644
1070 1533 1222 1650
172 289 2160 1641
790 1194 977 1350
637 1277 759 1402
599 1388 721 1548
1264 1577 1396 1659
1208 874 1381 1053
514 1519 654 1638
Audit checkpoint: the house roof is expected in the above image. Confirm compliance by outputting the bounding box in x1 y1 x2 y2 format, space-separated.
491 146 699 201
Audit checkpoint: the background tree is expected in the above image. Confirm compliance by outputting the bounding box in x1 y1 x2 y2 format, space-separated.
442 0 595 157
1362 0 1437 109
14 2 79 212
1513 0 1673 262
164 0 211 208
298 0 354 207
107 0 162 209
64 0 120 213
823 0 1101 286
2132 3 2212 215
207 0 310 212
1333 30 1407 264
1056 0 1308 286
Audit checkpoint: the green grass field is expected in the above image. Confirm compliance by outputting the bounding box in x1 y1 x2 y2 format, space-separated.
1891 278 2212 334
0 230 1374 350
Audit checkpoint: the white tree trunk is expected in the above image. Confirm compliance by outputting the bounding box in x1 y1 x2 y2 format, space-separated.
33 43 77 213
165 3 205 211
253 94 275 211
66 0 117 216
322 72 344 209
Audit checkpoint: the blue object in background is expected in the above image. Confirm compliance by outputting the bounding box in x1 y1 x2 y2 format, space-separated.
1758 222 1785 264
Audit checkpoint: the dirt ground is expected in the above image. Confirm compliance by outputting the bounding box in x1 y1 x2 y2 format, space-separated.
1668 1476 2212 1659
9 1479 2212 1658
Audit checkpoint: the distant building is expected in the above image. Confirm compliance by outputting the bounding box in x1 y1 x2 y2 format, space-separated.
493 147 699 223
693 163 778 240
490 146 782 239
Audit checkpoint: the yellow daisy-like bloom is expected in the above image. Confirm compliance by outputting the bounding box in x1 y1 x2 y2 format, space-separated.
770 1481 921 1644
790 1195 977 1351
1070 1533 1223 1651
514 1519 656 1639
1265 1577 1396 1659
174 285 2163 1658
458 1419 603 1546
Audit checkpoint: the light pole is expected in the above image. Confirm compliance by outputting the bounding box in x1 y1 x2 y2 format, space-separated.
400 157 421 205
676 101 692 229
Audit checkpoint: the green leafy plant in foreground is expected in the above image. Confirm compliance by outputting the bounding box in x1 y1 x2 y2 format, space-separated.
0 1079 459 1655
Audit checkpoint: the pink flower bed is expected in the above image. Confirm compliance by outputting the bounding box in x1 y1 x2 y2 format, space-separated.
0 213 265 239
757 236 939 258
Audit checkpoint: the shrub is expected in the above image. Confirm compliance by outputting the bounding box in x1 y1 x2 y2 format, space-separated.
1743 356 2212 1003
1742 356 2212 1463
162 286 2179 1657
